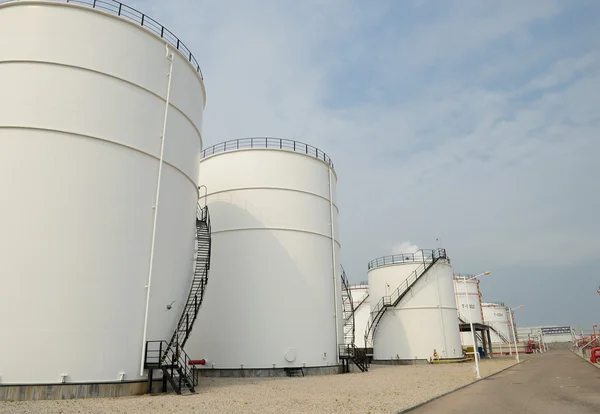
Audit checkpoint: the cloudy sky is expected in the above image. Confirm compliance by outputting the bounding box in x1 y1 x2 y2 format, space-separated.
135 0 599 330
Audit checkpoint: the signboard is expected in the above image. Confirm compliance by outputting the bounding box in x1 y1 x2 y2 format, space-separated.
541 327 572 335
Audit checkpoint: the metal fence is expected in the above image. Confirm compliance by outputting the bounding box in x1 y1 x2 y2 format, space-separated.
201 138 334 168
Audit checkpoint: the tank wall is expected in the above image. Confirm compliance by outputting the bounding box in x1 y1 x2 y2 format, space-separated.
454 278 483 346
0 2 204 384
187 150 342 368
368 261 462 360
482 304 512 343
349 286 369 348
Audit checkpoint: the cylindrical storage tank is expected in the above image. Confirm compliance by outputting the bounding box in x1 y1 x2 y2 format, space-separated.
0 0 205 394
453 275 484 346
367 250 463 361
186 138 342 372
348 284 370 348
482 302 512 343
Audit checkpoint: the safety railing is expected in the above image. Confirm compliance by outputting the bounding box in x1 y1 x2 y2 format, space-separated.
368 248 448 270
485 301 506 307
144 340 197 389
0 0 203 79
201 138 334 168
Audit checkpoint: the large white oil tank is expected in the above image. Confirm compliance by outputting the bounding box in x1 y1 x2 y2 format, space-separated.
348 284 370 348
0 0 205 395
367 249 463 361
186 138 343 372
482 302 513 343
453 274 484 346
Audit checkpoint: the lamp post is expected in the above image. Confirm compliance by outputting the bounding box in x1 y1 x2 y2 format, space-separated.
508 305 524 362
461 271 491 379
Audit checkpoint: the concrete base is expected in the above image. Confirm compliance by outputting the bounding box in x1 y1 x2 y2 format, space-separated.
0 380 163 401
372 359 429 365
195 365 342 378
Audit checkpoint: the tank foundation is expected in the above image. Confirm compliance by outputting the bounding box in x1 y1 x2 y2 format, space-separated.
195 365 342 378
0 380 163 401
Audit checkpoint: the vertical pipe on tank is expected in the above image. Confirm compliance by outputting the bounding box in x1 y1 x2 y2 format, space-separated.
328 165 339 361
434 260 448 357
140 44 175 376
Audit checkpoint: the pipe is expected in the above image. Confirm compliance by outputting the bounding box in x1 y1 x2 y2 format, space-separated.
463 277 481 379
328 166 339 361
140 44 175 376
434 255 448 357
590 347 600 364
508 308 520 363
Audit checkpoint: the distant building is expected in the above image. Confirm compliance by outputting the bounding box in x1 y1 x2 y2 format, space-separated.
518 326 577 349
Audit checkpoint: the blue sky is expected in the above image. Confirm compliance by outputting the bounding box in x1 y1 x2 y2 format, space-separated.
135 0 600 330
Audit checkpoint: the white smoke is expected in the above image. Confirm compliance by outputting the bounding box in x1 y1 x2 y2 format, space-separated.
392 241 420 255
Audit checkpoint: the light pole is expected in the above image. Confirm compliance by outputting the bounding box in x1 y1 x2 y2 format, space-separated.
508 305 524 362
461 271 491 380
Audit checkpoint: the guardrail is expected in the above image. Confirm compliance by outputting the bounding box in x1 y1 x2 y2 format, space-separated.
0 0 203 79
201 138 334 168
368 249 448 270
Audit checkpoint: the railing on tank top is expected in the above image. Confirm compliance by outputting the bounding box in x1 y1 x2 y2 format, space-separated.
200 138 334 168
367 248 448 270
0 0 204 79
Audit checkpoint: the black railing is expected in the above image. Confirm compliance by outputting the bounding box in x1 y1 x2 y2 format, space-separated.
201 138 334 168
341 266 355 346
0 0 203 79
144 340 197 390
368 249 449 270
338 344 368 372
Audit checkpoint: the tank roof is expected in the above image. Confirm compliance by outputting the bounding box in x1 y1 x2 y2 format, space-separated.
0 0 204 79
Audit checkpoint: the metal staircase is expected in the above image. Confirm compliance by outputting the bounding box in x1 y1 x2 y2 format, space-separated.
339 267 368 372
144 204 211 394
489 324 511 343
364 249 447 351
458 315 485 347
341 267 355 346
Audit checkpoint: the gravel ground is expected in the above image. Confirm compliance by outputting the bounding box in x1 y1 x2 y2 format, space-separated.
0 357 522 414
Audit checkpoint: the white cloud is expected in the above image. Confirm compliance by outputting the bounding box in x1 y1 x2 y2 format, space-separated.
133 0 600 326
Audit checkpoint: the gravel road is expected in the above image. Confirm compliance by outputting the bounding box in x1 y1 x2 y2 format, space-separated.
0 357 520 414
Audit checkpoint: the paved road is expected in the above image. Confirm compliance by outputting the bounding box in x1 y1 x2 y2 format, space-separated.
407 350 600 413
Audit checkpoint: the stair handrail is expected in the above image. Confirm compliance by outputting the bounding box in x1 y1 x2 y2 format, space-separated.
341 266 355 346
364 248 447 348
167 205 211 350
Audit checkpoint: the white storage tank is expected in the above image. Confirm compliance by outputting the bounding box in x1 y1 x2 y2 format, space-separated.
482 302 513 344
0 0 205 396
187 138 343 372
367 249 463 361
453 274 484 346
348 284 370 348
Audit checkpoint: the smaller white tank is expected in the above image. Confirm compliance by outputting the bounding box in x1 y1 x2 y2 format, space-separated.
348 284 369 348
453 275 483 346
482 302 512 343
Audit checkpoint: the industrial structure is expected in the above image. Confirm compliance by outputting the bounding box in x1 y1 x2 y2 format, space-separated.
0 0 210 400
347 284 370 348
365 249 463 362
453 274 485 346
482 302 515 353
185 138 357 376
